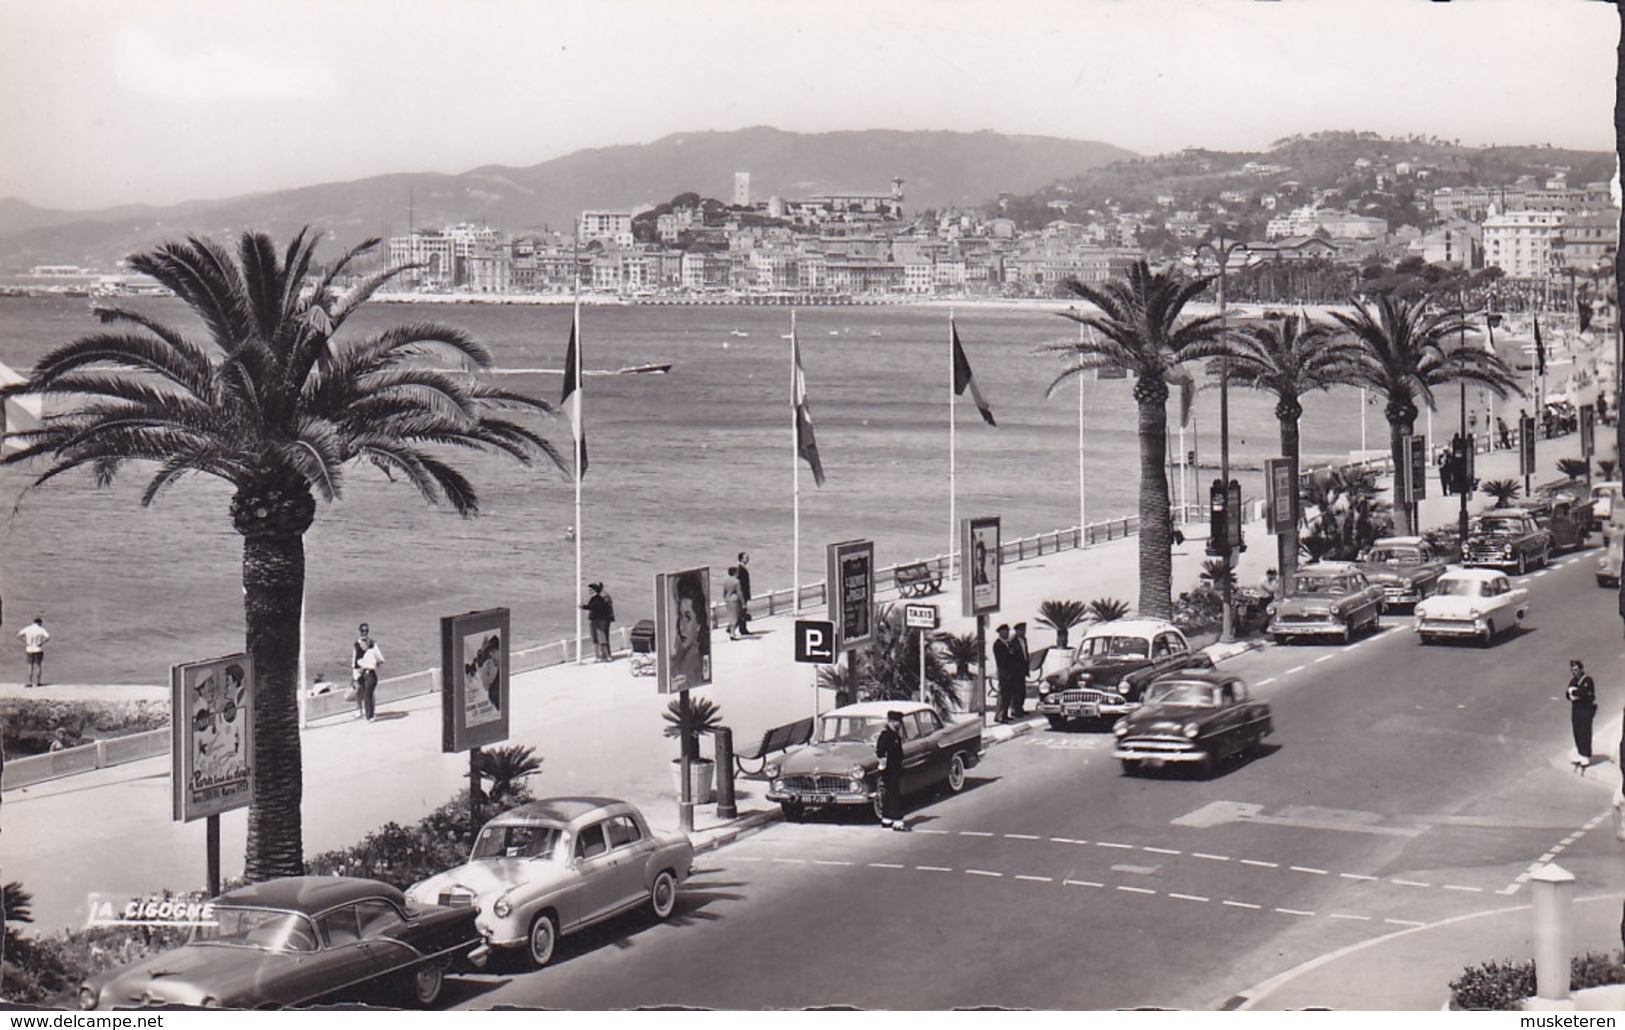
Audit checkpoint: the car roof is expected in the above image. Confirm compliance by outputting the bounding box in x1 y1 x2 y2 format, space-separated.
1370 536 1425 547
827 700 936 718
1439 567 1504 582
1082 619 1180 638
1149 669 1238 687
1297 561 1360 573
215 876 404 913
488 797 631 828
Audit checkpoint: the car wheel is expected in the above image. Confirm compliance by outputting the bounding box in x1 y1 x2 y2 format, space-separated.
1517 553 1528 575
1120 759 1139 776
871 791 886 822
649 869 678 920
780 801 805 823
947 752 967 793
527 911 559 969
1478 620 1494 648
405 961 445 1007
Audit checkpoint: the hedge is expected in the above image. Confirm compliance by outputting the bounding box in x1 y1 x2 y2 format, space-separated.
0 698 170 757
1450 951 1625 1010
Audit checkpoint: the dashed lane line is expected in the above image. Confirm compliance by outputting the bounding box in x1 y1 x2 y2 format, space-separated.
1286 665 1307 675
1015 874 1054 883
1329 913 1372 922
1340 873 1378 882
1502 808 1611 895
1442 884 1483 893
868 862 904 869
1384 918 1426 927
1142 846 1182 855
1290 866 1328 875
1005 833 1041 840
813 859 854 866
1097 841 1134 849
1064 879 1104 888
1257 677 1277 686
1223 900 1262 910
917 865 952 873
1193 852 1231 862
1275 907 1314 917
1168 893 1210 903
1049 837 1083 844
1240 859 1279 869
960 831 995 837
1314 654 1335 663
1390 879 1433 888
1117 885 1156 895
966 869 1003 878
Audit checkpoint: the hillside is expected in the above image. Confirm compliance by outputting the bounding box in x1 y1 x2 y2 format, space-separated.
0 127 1135 272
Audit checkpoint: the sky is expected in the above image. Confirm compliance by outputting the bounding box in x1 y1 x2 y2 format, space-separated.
0 0 1617 212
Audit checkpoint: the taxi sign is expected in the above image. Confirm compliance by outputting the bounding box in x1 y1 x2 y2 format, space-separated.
904 604 939 630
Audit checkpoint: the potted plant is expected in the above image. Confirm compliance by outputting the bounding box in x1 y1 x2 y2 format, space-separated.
663 695 723 804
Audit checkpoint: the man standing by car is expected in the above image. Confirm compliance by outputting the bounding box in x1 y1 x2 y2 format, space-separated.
1010 623 1032 719
991 624 1016 723
876 710 909 832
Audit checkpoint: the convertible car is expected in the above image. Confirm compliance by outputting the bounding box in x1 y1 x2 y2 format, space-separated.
404 797 692 970
1111 671 1273 778
78 877 482 1010
1413 567 1530 646
765 700 981 822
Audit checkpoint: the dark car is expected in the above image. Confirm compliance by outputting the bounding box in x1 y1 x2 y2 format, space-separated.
1519 493 1595 553
1035 619 1214 729
1463 510 1551 573
1266 562 1385 643
78 877 483 1010
1355 536 1448 610
765 700 982 822
1111 671 1273 778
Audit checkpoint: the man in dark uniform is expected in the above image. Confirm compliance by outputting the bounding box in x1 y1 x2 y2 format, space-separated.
991 624 1015 723
1567 659 1597 768
1010 623 1032 719
876 710 909 831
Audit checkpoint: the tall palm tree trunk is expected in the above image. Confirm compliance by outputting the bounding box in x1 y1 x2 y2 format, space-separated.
1388 419 1414 537
1135 380 1173 620
234 483 316 881
1278 401 1303 592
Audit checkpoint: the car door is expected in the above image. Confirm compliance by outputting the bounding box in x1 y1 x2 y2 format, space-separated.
902 710 947 794
306 904 386 1003
1352 573 1381 622
567 821 620 927
352 898 419 980
601 813 652 909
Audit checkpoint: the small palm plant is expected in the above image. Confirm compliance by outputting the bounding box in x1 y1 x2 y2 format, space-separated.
1199 559 1236 592
663 696 724 763
853 605 960 716
934 631 982 680
1599 459 1618 480
1557 458 1590 481
1087 597 1132 623
475 744 543 804
1036 600 1089 649
1481 478 1522 507
3 881 33 957
815 661 864 709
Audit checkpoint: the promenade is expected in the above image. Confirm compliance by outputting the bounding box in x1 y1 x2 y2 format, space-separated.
2 429 1612 1009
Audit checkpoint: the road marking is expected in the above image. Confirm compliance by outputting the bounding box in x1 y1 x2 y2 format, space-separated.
965 869 1003 878
1275 907 1315 917
1390 879 1432 888
916 866 952 873
1142 846 1181 855
1193 852 1231 862
1329 913 1371 922
1168 893 1209 903
1286 665 1306 675
960 831 995 837
1050 837 1083 844
1015 874 1054 883
869 862 904 869
1240 859 1279 868
1005 833 1041 840
1064 879 1104 888
734 855 762 862
1290 866 1328 875
918 828 951 835
1117 885 1156 895
1314 654 1334 663
1222 900 1262 910
1340 873 1378 881
1384 918 1426 927
1539 853 1557 863
813 859 854 866
1258 677 1277 686
1442 884 1483 893
772 857 806 864
1097 841 1134 849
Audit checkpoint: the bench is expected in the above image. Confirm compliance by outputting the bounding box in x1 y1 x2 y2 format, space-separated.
732 717 815 777
895 561 943 598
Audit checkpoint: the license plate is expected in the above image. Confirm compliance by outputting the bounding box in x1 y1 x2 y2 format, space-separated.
1064 703 1098 718
798 794 833 804
1143 757 1165 769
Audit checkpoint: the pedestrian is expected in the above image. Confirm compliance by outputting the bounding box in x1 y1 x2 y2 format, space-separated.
991 624 1017 723
354 628 383 721
735 552 753 634
1010 623 1031 719
875 710 909 832
581 582 615 661
17 617 48 687
722 566 745 640
48 730 66 752
1497 417 1511 450
1438 445 1455 495
1258 568 1279 597
1567 659 1597 768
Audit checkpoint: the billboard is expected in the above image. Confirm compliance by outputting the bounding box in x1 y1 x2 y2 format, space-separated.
440 608 511 752
1407 433 1427 502
171 654 253 822
827 540 875 654
961 517 1001 617
1580 403 1595 459
656 567 712 693
1265 458 1294 535
1520 415 1537 475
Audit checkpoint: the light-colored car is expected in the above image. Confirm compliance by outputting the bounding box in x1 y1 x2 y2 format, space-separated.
1591 482 1622 531
1355 536 1448 609
1267 562 1385 644
1035 619 1213 729
1413 568 1530 646
404 797 692 970
765 700 982 822
1598 524 1622 588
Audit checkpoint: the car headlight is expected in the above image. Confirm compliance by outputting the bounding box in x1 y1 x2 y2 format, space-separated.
78 987 99 1011
1183 724 1201 738
770 778 784 792
1466 607 1481 618
848 763 867 780
493 895 512 919
763 762 781 778
1112 721 1129 737
1502 544 1513 556
849 779 865 792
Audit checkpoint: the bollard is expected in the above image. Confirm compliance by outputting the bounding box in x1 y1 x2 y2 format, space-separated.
714 727 737 819
1531 863 1575 1005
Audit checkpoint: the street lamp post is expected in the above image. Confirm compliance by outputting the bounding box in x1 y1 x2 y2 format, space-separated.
1195 236 1246 643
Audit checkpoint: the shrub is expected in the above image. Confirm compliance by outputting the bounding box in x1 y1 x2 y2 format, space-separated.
1449 951 1625 1010
0 698 170 756
306 789 531 891
1172 585 1223 636
3 885 191 1007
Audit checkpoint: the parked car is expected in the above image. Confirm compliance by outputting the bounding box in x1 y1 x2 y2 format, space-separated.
1519 493 1594 553
78 877 483 1010
1590 481 1621 531
1413 568 1530 646
1266 562 1385 644
1111 671 1273 778
1355 536 1449 609
404 797 692 970
1035 619 1213 729
765 700 981 822
1463 510 1551 574
1598 524 1622 588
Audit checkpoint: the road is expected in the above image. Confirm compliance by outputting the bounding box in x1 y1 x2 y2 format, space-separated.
444 550 1624 1009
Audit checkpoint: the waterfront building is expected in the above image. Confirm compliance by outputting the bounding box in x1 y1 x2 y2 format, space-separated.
1551 209 1618 272
1482 209 1566 279
1410 221 1483 269
578 210 635 247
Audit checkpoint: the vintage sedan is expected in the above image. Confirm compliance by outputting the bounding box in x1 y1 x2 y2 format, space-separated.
1599 525 1623 588
78 877 482 1010
1590 481 1621 531
1266 562 1385 643
404 797 692 970
765 700 981 822
1111 671 1273 777
1413 567 1530 646
1035 619 1213 729
1355 536 1448 609
1463 510 1551 573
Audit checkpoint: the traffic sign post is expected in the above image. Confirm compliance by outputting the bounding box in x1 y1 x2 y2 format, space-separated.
1520 415 1537 497
794 620 836 664
905 604 939 703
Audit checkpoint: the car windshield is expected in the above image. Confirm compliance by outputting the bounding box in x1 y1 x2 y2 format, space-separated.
1367 547 1422 563
471 823 566 861
1077 635 1150 659
190 906 317 953
1145 681 1217 706
1434 578 1486 598
820 715 884 743
1291 575 1350 595
1477 519 1523 536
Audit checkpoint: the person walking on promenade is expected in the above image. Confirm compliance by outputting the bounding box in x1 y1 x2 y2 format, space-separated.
723 566 745 640
875 710 909 831
17 617 48 687
1497 416 1511 450
1567 658 1597 768
735 552 753 635
1010 622 1031 719
991 623 1016 723
354 628 384 721
581 582 615 662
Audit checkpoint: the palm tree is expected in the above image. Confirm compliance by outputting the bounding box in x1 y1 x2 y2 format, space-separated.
1481 478 1523 507
1598 459 1617 481
1557 458 1590 481
1332 292 1519 535
849 604 960 717
1049 261 1232 619
1215 311 1368 586
933 631 982 680
1087 597 1132 623
1299 466 1394 561
1199 558 1237 591
662 695 724 763
0 230 561 881
1036 599 1088 649
475 744 543 804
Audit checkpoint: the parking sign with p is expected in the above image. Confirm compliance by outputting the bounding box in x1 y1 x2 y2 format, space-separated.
795 620 836 664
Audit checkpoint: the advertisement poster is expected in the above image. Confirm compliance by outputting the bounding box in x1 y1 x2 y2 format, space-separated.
826 540 875 654
962 516 1001 617
441 608 511 752
1265 458 1294 535
656 567 711 694
171 654 253 823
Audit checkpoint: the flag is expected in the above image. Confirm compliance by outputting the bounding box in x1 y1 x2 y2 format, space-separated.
792 333 825 487
0 360 42 458
1533 314 1546 377
561 321 587 476
1168 365 1195 428
952 323 996 426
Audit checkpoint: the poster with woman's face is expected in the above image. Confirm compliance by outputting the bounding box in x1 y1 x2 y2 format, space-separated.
656 566 711 694
171 654 254 822
963 516 1001 616
441 608 511 752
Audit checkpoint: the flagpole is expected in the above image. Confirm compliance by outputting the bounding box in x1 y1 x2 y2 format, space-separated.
949 310 957 576
572 280 584 664
1078 322 1087 543
792 309 801 617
